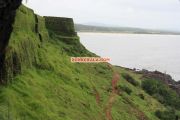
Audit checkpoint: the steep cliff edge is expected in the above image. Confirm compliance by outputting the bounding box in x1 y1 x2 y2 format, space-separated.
0 0 22 83
44 17 77 37
44 16 92 57
0 4 179 120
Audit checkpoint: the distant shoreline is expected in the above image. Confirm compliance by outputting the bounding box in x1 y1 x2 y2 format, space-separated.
75 24 180 35
77 31 180 35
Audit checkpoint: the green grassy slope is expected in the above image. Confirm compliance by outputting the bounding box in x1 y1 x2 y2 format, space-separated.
0 5 173 120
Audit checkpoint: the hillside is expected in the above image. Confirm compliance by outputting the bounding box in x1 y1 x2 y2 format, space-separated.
0 3 180 120
75 24 180 35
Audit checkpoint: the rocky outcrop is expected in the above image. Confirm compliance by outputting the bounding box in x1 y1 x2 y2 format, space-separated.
139 70 180 95
0 0 22 54
140 70 175 84
0 4 81 84
116 66 180 95
44 16 77 37
0 0 22 84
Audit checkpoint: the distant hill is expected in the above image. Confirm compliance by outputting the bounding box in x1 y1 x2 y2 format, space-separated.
75 24 180 35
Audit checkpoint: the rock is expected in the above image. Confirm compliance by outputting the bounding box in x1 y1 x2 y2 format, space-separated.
0 0 22 83
44 16 77 37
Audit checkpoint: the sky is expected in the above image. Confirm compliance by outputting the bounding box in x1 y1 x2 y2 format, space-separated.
23 0 180 31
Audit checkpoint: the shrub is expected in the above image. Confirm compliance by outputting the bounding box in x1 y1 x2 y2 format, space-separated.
141 79 159 95
155 109 178 120
142 79 180 110
122 73 139 86
138 93 145 100
119 85 132 95
79 82 90 90
152 94 165 104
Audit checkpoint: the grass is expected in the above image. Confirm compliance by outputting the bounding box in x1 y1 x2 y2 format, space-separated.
0 5 173 120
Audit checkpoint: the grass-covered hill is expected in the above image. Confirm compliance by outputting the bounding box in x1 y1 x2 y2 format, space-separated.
0 5 179 120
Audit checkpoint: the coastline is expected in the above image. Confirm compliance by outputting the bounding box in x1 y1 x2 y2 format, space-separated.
77 31 180 36
115 65 180 94
78 32 180 81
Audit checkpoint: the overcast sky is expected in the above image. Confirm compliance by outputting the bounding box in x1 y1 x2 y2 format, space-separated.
23 0 180 31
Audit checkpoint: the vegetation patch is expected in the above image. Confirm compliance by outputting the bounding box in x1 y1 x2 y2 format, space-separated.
122 73 139 87
155 109 179 120
118 85 132 95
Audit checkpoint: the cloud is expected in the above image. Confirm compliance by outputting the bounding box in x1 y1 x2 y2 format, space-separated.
23 0 180 31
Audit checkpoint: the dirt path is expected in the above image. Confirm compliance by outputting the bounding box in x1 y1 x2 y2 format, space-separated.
94 87 101 106
105 71 120 120
105 94 116 120
93 64 120 120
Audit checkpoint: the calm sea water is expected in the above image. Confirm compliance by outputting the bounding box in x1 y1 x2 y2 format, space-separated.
79 33 180 81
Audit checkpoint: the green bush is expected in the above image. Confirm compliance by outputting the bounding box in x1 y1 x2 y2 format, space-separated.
141 79 159 95
142 79 180 110
155 109 178 120
122 73 139 86
138 93 145 100
119 85 132 95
